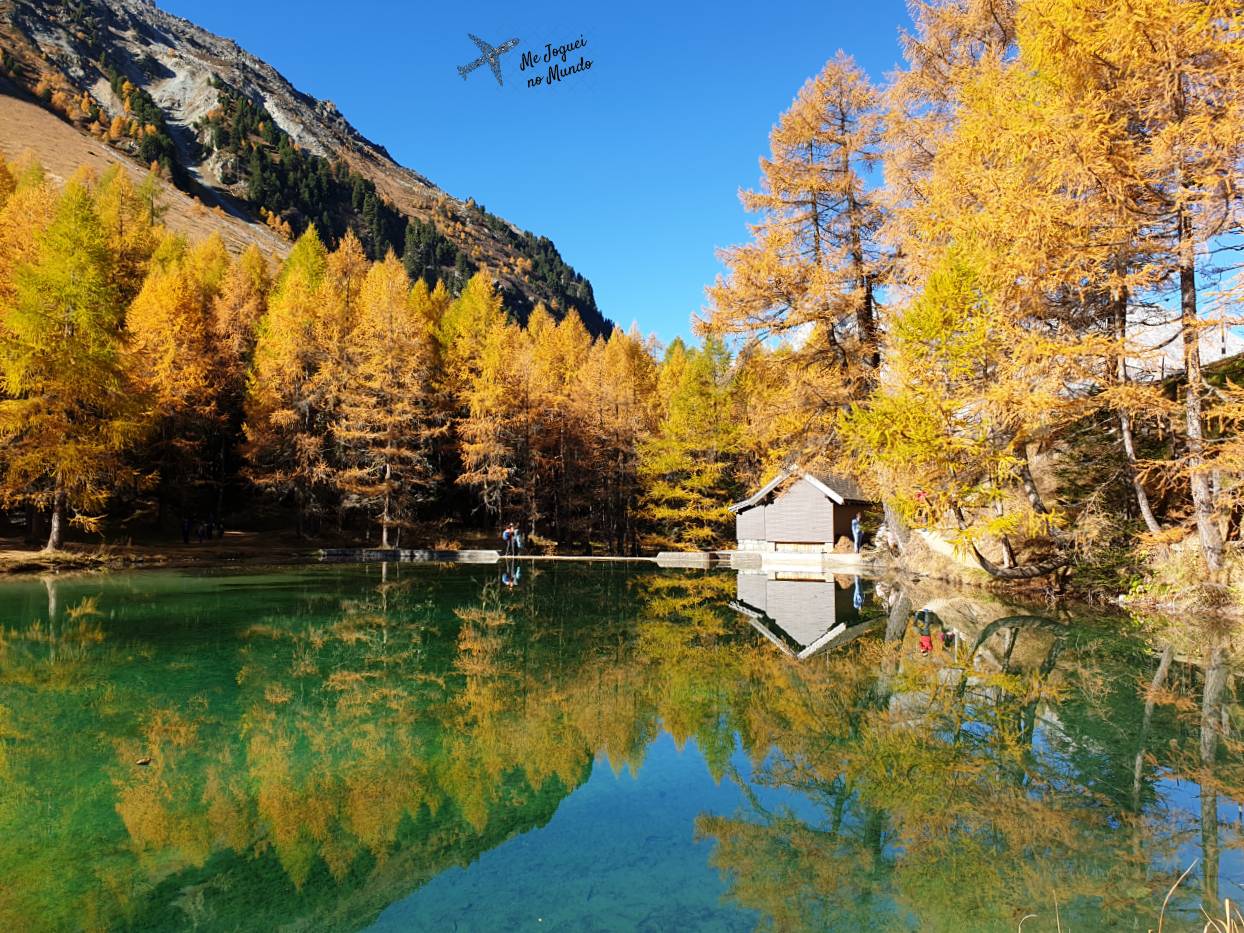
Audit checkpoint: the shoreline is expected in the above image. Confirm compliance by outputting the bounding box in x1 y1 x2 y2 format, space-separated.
2 540 1238 627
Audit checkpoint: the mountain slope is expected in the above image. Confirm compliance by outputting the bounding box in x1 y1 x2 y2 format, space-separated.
0 0 610 334
0 86 292 257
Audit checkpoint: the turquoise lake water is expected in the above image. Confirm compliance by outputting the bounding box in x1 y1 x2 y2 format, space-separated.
0 561 1240 930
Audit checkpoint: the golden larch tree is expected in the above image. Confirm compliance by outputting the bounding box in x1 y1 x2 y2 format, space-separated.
334 254 442 546
125 232 231 523
245 226 331 535
705 51 888 429
638 338 742 550
0 178 141 549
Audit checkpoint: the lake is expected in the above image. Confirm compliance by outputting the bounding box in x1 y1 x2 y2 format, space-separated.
0 562 1240 931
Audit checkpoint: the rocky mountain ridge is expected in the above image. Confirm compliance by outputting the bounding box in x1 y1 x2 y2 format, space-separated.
0 0 609 334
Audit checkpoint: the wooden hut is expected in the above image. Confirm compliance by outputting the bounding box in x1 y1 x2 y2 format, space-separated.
729 469 872 553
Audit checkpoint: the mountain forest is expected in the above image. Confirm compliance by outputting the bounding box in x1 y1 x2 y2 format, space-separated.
1 0 1242 602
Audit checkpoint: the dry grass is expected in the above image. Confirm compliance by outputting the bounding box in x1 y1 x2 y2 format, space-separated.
1126 539 1244 620
1150 860 1244 933
1017 862 1244 932
0 91 290 260
1202 902 1244 933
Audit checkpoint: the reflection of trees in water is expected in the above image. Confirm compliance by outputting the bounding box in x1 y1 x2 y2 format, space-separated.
190 563 659 923
0 588 135 928
1198 636 1231 916
692 587 1244 931
0 564 668 929
0 568 1241 931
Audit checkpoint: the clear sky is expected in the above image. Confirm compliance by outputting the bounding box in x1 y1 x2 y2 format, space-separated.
159 0 911 343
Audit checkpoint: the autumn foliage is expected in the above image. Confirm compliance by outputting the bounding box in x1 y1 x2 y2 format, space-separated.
701 0 1244 583
0 160 743 551
0 0 1241 579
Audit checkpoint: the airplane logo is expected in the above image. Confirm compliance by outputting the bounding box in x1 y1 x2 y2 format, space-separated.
458 33 520 86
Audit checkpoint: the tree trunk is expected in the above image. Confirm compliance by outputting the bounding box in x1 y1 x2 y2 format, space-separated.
45 482 66 552
970 543 1068 579
44 575 58 623
883 590 911 644
1018 455 1050 517
1131 643 1173 811
24 502 38 544
994 495 1016 568
998 535 1017 569
862 805 887 861
846 202 878 370
953 501 1067 579
1118 410 1163 533
381 463 391 549
838 117 878 374
1112 282 1163 534
216 443 228 538
882 501 909 555
1179 205 1223 572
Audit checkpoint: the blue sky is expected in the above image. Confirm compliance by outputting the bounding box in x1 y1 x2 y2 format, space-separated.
160 0 911 342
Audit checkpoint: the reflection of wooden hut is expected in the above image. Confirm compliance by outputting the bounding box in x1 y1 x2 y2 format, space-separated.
730 571 875 660
730 470 872 555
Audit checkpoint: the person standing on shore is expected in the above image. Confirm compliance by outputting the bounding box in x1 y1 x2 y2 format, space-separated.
851 512 863 553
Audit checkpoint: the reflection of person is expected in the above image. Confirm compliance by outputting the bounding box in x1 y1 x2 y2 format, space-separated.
851 513 862 553
914 608 953 654
501 561 521 588
916 608 934 654
853 575 864 610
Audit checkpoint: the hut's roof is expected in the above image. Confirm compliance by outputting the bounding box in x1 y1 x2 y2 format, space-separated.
729 469 869 513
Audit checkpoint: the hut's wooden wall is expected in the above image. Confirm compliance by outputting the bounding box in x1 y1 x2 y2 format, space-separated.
734 478 874 548
736 504 766 542
736 571 768 611
765 480 835 543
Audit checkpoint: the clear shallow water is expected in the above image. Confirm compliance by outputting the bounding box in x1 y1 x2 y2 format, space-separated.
0 562 1240 931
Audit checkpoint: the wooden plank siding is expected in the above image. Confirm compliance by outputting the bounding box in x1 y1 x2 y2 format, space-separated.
736 569 769 612
764 579 840 644
736 503 766 541
763 479 836 543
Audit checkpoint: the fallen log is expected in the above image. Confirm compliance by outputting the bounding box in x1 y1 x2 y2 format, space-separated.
970 543 1069 580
